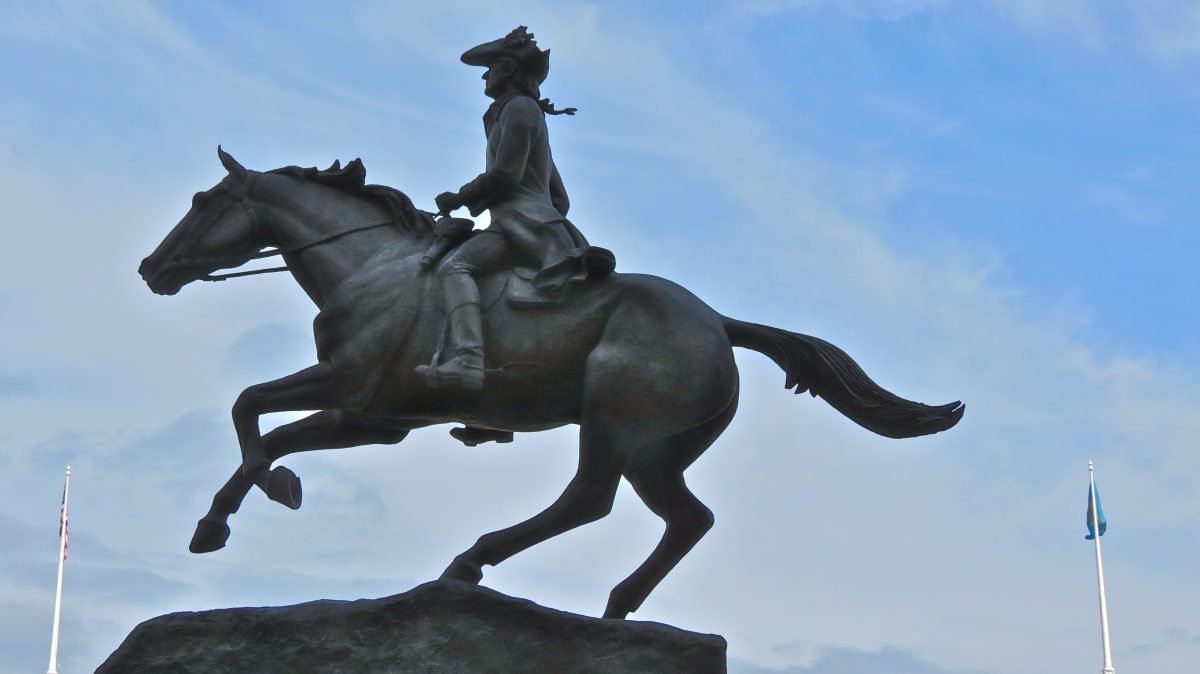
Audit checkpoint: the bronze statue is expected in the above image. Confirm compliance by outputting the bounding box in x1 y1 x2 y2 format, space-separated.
137 28 963 621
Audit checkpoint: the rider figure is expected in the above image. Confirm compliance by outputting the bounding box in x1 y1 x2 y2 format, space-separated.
420 26 612 391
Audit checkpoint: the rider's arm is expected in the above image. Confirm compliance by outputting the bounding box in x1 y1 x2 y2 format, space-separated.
458 97 540 216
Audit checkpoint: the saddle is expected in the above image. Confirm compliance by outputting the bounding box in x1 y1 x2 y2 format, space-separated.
504 246 616 309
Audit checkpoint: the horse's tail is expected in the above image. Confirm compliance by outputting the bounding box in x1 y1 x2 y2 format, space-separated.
722 316 964 438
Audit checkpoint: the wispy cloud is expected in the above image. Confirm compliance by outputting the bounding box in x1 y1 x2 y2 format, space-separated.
992 0 1104 48
734 0 954 21
1134 1 1200 64
223 322 314 380
731 644 986 673
0 375 35 397
3 3 1198 673
734 0 1200 68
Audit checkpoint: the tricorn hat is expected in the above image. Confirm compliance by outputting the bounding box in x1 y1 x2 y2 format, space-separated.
461 26 550 84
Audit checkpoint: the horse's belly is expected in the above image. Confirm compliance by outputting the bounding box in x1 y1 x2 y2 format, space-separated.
360 311 590 429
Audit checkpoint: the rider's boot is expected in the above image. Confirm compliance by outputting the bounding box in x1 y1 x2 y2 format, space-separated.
418 272 485 390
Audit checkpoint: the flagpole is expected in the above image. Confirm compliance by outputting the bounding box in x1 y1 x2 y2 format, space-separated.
47 465 70 674
1089 461 1115 674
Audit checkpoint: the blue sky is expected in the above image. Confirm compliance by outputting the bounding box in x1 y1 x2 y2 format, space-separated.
2 2 1198 673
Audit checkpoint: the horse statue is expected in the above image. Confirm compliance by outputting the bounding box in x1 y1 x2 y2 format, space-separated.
138 147 964 620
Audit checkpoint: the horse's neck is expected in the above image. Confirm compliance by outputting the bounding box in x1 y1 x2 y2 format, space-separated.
257 176 432 307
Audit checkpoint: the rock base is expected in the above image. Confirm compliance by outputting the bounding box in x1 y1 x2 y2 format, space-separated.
96 580 726 673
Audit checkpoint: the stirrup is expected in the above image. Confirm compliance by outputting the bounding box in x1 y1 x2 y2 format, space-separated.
416 354 485 390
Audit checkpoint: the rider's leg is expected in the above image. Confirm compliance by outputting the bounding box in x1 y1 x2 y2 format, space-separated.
442 271 485 383
419 231 512 389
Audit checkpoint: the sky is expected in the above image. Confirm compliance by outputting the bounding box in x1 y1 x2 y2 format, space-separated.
2 1 1198 672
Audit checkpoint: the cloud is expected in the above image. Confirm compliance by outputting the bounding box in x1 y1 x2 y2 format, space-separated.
0 375 35 397
0 410 266 672
991 0 1104 48
735 0 952 21
0 507 195 674
223 322 315 380
1129 625 1200 656
1134 2 1200 64
0 0 202 62
0 597 56 674
731 645 985 674
72 565 194 603
3 3 1199 673
993 0 1200 65
742 0 1200 69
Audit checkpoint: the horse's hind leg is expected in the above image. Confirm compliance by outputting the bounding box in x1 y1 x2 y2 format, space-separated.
603 396 738 619
192 410 410 553
440 422 625 583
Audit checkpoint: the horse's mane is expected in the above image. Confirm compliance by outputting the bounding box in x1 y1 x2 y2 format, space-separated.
268 159 433 234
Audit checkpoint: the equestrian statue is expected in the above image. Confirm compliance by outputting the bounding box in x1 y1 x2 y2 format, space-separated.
138 27 963 620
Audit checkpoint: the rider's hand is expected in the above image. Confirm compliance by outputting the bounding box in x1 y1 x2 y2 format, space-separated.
435 191 463 215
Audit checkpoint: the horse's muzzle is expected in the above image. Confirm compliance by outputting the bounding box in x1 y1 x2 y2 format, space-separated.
138 255 183 295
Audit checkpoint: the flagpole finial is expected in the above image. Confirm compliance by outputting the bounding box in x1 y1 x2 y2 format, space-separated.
1089 460 1094 472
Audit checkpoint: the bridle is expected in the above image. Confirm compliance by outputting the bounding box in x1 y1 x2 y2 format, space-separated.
173 172 395 282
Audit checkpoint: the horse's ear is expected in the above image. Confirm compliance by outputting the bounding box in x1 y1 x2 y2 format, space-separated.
217 145 247 180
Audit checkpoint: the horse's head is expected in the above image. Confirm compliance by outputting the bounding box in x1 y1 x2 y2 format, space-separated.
139 147 267 295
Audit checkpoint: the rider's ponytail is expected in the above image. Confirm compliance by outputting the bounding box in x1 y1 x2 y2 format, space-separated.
512 67 576 116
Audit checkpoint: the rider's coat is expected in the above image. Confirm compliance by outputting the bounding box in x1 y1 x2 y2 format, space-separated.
458 93 592 291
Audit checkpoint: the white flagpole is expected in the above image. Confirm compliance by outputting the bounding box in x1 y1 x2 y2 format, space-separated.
1089 461 1115 674
47 465 70 674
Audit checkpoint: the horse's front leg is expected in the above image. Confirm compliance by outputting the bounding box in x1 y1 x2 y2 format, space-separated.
193 409 412 553
231 362 365 504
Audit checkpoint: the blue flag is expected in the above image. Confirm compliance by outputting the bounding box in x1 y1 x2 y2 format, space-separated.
1086 481 1107 540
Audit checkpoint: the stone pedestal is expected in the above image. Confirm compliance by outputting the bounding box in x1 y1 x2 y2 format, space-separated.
96 580 726 673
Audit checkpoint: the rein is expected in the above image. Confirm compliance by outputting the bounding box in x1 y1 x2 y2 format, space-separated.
200 219 394 282
188 172 396 283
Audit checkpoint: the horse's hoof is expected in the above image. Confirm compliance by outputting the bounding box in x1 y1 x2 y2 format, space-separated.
266 466 302 510
189 518 230 554
601 603 632 620
439 556 483 584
